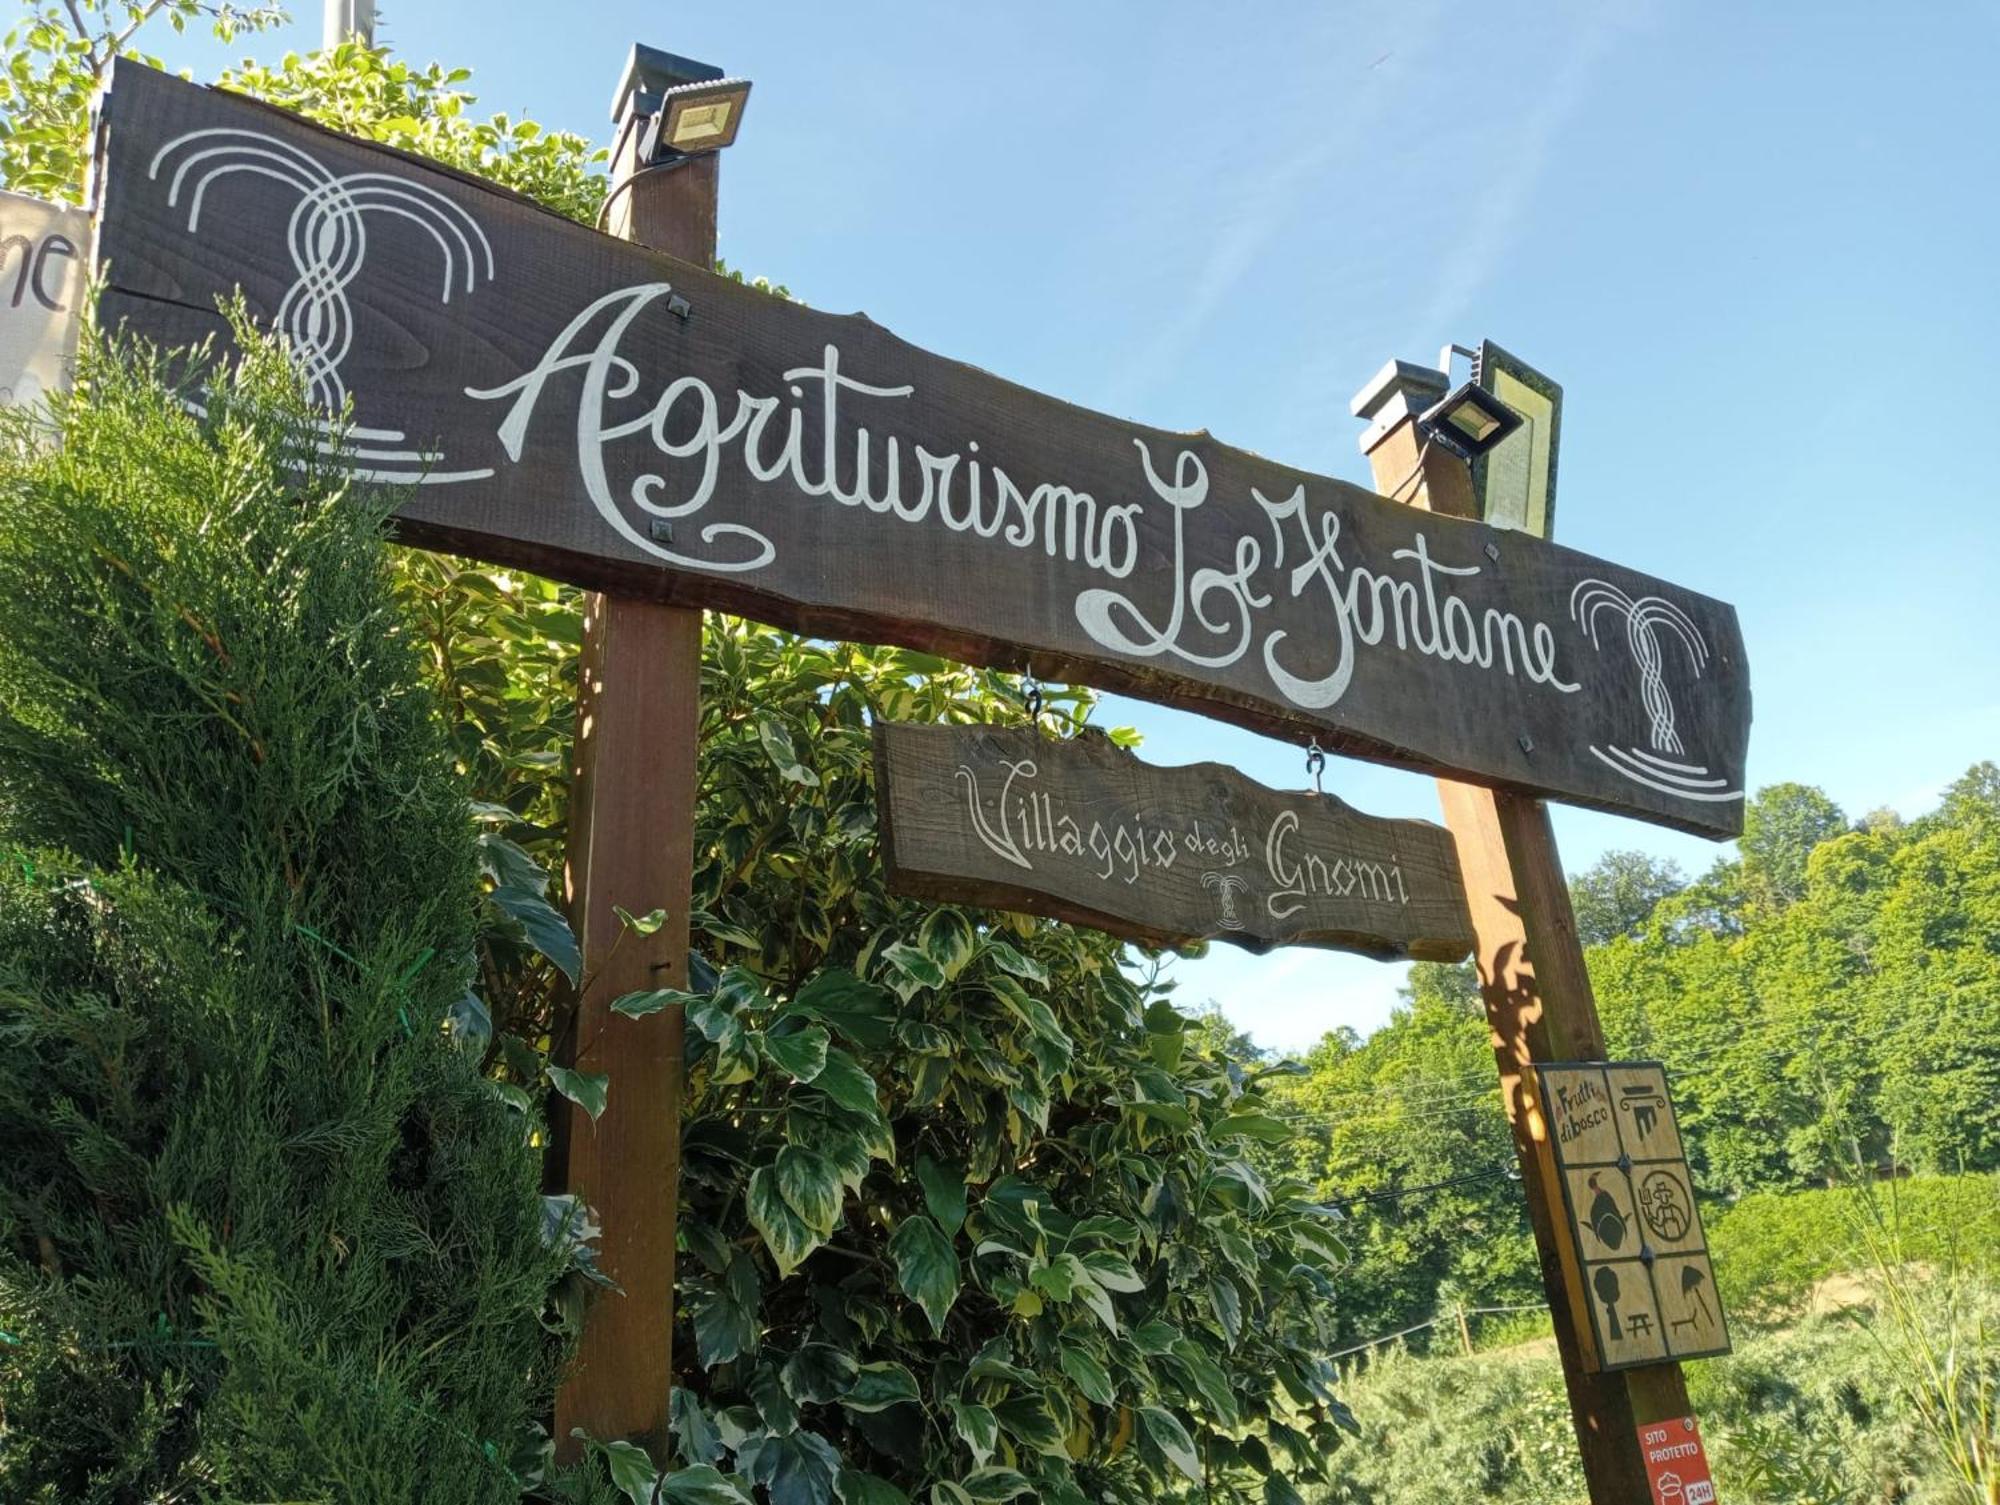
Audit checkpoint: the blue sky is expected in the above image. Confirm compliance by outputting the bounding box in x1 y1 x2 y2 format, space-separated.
149 1 2000 1051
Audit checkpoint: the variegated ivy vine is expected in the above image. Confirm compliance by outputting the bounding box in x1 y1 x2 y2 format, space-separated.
428 597 1359 1503
575 622 1356 1504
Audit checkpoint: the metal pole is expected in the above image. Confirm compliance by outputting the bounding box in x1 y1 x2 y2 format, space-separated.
322 0 375 48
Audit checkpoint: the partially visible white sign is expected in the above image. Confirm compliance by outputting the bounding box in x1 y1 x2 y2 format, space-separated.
0 188 88 407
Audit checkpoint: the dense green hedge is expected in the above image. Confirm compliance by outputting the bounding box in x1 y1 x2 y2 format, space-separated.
0 330 572 1501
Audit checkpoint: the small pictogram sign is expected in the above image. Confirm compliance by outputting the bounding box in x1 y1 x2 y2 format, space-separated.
1537 1061 1731 1371
1638 1415 1717 1504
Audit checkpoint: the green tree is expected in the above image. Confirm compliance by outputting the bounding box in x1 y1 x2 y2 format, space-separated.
1740 782 1848 913
1271 963 1536 1346
1568 848 1686 948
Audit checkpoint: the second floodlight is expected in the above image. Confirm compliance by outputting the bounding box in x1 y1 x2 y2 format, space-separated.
1419 381 1523 462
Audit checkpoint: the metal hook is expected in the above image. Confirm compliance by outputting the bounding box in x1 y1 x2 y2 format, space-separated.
1306 739 1326 796
1023 675 1043 728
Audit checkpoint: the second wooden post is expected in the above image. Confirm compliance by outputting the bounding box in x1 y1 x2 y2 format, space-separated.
1355 361 1697 1503
553 47 726 1463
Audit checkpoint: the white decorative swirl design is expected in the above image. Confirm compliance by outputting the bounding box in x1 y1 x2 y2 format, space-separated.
149 128 494 417
1572 579 1741 804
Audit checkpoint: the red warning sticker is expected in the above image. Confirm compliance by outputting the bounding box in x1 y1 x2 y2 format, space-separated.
1638 1415 1716 1504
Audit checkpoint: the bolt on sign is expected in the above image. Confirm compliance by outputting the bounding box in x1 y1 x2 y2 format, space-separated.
1638 1416 1718 1505
0 188 88 407
90 61 1751 839
873 721 1474 960
1534 1061 1730 1371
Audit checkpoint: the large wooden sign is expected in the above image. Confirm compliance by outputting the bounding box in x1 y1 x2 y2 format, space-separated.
874 722 1473 961
92 61 1751 837
1534 1061 1730 1372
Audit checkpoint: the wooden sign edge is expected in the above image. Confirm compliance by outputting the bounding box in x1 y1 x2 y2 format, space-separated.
872 723 1475 963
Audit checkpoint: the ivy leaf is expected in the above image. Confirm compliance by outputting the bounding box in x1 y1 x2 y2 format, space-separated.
1131 1318 1180 1355
738 1428 841 1505
1058 1345 1115 1407
446 989 491 1053
751 1361 800 1433
841 1360 921 1413
475 829 549 892
967 1342 1037 1386
918 908 976 978
578 1434 658 1505
784 968 896 1049
658 1465 756 1504
546 1065 608 1122
1139 1406 1202 1484
991 1395 1066 1458
689 995 746 1049
490 882 580 982
1078 1249 1145 1294
671 1386 725 1465
880 940 946 1000
931 1486 973 1505
774 1145 844 1237
888 1214 961 1335
1209 1274 1244 1348
762 1023 831 1083
1215 1111 1293 1143
692 1252 761 1368
982 937 1048 984
1069 1214 1140 1244
613 986 700 1019
1073 1270 1119 1334
1028 1257 1077 1302
917 1155 968 1236
944 1396 998 1466
756 715 821 787
962 1468 1034 1502
810 1047 883 1119
616 905 668 935
715 966 773 1014
1169 1337 1240 1426
749 1165 824 1275
783 1343 860 1405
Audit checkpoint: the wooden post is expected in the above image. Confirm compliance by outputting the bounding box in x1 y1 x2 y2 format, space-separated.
1357 367 1696 1503
551 94 719 1464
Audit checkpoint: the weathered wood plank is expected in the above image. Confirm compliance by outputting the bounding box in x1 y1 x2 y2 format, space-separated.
874 722 1474 961
92 61 1752 837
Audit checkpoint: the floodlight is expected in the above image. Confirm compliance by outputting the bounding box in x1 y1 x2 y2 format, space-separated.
611 43 752 166
1418 381 1523 462
651 78 752 157
1470 340 1563 539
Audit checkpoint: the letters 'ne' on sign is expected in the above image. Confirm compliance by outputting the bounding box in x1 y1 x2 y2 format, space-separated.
91 61 1751 838
1535 1061 1731 1373
874 721 1475 961
0 187 87 407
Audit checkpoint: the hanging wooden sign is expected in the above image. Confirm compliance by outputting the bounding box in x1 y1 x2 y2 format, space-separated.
1533 1061 1731 1372
91 61 1752 838
874 722 1474 961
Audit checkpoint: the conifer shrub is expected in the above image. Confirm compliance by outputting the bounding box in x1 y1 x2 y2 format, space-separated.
0 326 569 1502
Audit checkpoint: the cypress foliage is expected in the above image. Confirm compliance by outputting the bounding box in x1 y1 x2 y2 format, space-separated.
0 326 567 1502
